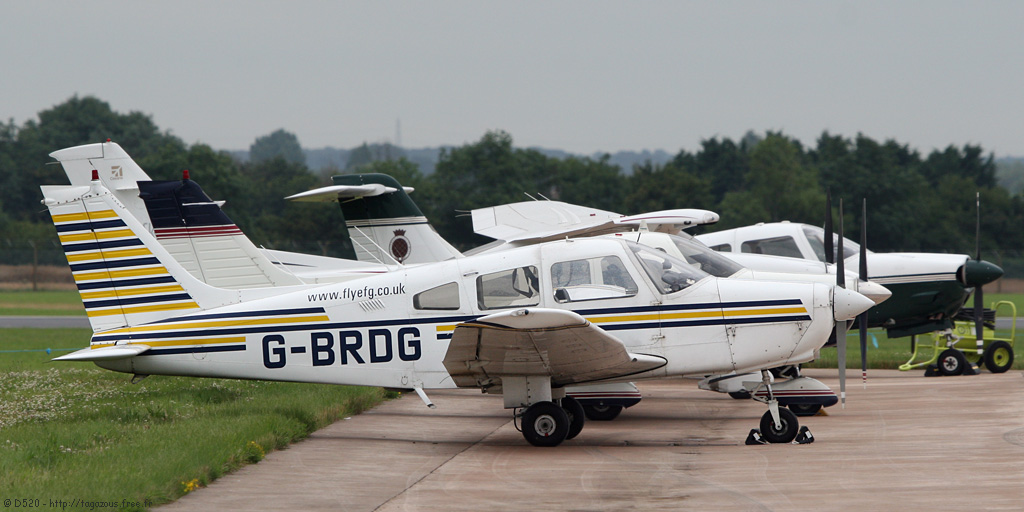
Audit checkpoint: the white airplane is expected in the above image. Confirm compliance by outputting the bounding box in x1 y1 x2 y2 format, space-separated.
42 164 875 446
49 142 892 418
695 220 1003 340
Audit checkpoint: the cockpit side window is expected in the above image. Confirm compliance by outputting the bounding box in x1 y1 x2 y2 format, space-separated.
669 236 744 278
802 226 860 262
709 244 731 252
476 266 541 310
550 255 638 303
413 282 460 310
627 242 708 294
741 236 803 259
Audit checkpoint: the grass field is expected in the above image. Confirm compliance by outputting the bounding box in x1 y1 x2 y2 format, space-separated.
0 328 389 511
0 290 83 316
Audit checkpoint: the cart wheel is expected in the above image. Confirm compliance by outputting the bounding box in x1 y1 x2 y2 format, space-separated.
938 348 967 376
983 341 1014 374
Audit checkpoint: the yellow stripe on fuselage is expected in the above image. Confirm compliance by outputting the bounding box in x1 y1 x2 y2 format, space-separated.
80 284 185 300
98 314 331 335
52 210 118 224
66 247 153 262
86 301 200 317
719 306 807 318
91 337 244 350
59 229 135 243
73 266 169 282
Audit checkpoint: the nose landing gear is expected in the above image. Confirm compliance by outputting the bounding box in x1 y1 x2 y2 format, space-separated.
745 369 813 445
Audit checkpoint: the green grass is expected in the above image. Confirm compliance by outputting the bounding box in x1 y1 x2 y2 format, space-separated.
0 328 390 510
0 290 84 316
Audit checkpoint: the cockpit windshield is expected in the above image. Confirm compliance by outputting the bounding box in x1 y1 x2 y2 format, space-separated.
626 241 709 294
668 234 745 278
803 226 864 262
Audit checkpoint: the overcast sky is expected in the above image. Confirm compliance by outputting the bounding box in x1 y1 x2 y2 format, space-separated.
3 1 1023 157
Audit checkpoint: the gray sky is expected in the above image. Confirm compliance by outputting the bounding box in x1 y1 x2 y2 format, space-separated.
3 1 1023 157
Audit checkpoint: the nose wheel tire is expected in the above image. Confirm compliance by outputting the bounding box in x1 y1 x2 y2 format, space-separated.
560 397 586 440
582 403 623 421
983 341 1014 374
521 402 570 447
759 408 799 443
938 348 968 376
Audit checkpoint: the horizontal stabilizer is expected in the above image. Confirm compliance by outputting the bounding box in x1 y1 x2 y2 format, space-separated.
53 344 151 362
285 184 414 202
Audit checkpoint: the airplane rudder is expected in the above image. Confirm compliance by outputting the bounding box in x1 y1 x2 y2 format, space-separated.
41 182 217 331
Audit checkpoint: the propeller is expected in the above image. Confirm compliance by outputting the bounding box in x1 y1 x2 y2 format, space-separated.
824 189 834 265
835 199 847 408
974 192 984 360
859 199 869 388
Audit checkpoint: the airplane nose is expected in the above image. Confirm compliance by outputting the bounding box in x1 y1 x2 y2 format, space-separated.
961 259 1004 287
833 287 875 322
856 280 892 305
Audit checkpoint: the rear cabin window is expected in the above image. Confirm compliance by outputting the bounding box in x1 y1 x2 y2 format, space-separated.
477 266 540 310
550 256 638 303
413 282 460 310
741 236 803 259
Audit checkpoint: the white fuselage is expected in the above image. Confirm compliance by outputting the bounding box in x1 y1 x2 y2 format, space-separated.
94 238 838 391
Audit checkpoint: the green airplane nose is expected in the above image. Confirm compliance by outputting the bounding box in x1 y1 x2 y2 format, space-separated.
961 259 1004 287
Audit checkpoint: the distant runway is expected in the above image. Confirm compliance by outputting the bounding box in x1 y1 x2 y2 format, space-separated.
0 316 89 328
163 369 1024 512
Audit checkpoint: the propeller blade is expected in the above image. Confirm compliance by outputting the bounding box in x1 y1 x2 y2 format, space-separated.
860 198 868 387
836 200 846 408
824 189 834 265
974 191 984 358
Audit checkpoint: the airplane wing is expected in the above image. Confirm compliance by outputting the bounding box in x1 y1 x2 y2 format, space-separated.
471 200 718 244
442 308 666 389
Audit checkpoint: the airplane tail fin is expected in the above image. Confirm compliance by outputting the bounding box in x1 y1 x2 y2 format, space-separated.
41 175 239 333
49 141 308 289
287 173 462 265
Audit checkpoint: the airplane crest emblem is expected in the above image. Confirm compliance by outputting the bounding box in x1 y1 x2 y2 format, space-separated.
390 229 410 263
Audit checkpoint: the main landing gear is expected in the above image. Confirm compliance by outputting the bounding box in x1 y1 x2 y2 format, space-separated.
516 397 585 447
746 369 813 445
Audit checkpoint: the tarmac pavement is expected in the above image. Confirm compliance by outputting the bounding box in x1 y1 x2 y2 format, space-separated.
161 369 1024 511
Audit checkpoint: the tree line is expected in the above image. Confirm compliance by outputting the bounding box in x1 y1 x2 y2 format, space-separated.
3 96 1022 276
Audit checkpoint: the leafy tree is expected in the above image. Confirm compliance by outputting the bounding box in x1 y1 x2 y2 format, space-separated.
250 129 305 166
624 158 712 215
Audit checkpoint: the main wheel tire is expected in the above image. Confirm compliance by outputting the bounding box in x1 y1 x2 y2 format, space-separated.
582 403 623 421
728 391 751 400
759 408 799 444
983 340 1014 373
938 348 967 376
521 402 570 447
789 403 822 417
561 397 586 440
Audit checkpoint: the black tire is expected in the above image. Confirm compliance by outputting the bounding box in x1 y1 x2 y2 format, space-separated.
759 408 799 443
521 402 570 447
582 403 623 421
983 340 1014 374
560 397 586 440
728 391 751 400
789 403 822 417
938 348 967 376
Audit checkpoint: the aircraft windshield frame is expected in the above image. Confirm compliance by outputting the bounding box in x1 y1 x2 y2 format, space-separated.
803 226 865 262
625 241 710 294
668 234 745 278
